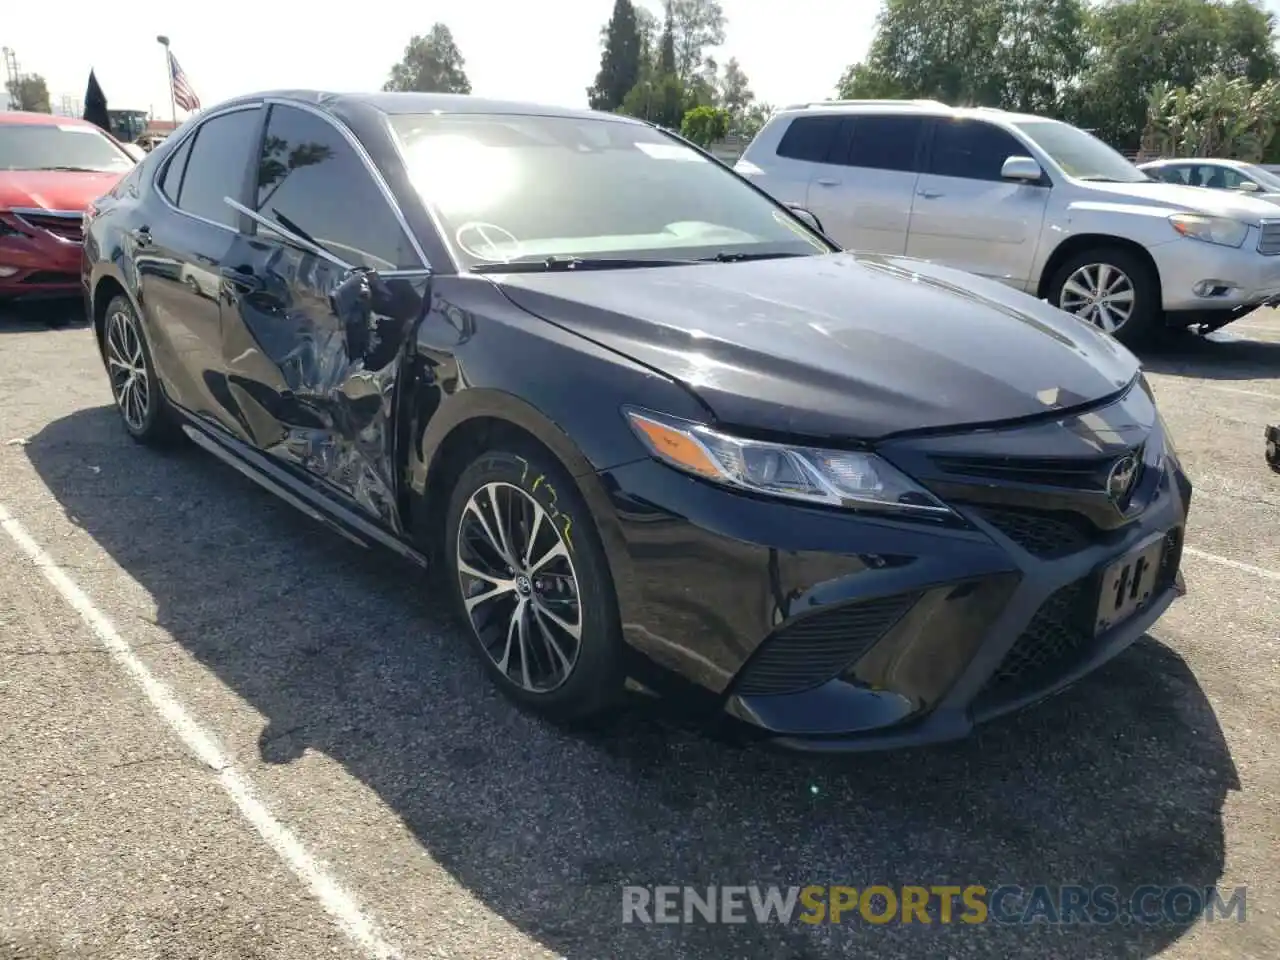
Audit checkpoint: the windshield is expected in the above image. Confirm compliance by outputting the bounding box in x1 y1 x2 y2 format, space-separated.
389 113 829 268
0 122 135 173
1009 119 1149 183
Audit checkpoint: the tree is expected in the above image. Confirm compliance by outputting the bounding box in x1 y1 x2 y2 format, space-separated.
588 0 644 111
680 105 730 146
6 74 51 113
740 102 773 140
384 24 472 94
659 7 677 76
667 0 727 83
1068 0 1279 151
620 72 688 128
720 57 754 119
1143 73 1280 161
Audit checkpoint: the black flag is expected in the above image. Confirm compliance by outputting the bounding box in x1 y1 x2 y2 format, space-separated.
83 70 110 133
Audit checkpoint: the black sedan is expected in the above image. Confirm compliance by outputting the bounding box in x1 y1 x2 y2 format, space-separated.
82 91 1191 751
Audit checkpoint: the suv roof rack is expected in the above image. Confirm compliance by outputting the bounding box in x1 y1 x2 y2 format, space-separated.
782 98 950 111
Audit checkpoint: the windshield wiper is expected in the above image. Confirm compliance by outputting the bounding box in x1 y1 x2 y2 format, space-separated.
34 165 105 173
470 255 698 274
697 251 808 263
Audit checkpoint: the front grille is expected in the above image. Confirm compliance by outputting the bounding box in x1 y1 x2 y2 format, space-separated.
974 506 1096 559
733 592 921 697
19 270 77 285
1259 220 1280 256
15 212 83 243
933 453 1116 490
981 578 1093 699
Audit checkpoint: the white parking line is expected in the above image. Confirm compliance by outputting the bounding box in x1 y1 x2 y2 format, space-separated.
1184 546 1280 583
0 503 403 960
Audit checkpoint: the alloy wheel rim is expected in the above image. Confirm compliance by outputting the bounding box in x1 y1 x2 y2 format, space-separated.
105 309 149 431
455 481 582 693
1059 262 1135 334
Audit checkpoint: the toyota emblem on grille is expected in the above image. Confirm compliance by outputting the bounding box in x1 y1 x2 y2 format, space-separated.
1107 454 1139 504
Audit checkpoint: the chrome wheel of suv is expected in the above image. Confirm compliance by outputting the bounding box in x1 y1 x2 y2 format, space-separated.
1058 262 1135 334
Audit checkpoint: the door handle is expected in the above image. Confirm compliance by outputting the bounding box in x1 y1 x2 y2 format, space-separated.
130 226 152 248
219 265 264 295
917 189 943 199
815 178 840 186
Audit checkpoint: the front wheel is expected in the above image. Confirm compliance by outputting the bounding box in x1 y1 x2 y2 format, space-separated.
443 445 626 722
1047 247 1160 346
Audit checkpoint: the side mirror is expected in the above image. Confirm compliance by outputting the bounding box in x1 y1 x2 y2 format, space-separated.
1239 180 1262 193
785 204 825 234
1001 155 1044 183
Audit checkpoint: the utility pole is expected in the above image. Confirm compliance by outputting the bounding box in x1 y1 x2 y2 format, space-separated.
156 35 176 126
2 47 21 110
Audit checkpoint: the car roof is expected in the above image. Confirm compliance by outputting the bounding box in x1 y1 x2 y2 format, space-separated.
0 111 99 127
772 101 1048 125
213 89 642 124
1140 157 1247 168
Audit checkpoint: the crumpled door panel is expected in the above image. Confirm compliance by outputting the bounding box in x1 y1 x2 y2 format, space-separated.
221 239 427 533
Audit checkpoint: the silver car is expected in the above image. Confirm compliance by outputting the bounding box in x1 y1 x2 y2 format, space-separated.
1139 157 1280 205
736 100 1280 343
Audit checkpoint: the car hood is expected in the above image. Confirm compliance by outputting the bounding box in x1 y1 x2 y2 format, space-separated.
0 169 124 212
1084 179 1280 223
493 252 1140 441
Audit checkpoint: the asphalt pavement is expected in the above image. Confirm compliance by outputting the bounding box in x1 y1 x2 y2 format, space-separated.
0 298 1277 959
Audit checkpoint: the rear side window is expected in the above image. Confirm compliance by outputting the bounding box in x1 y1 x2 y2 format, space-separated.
775 116 841 162
159 135 193 202
252 104 419 271
929 120 1028 182
843 116 923 172
174 107 261 229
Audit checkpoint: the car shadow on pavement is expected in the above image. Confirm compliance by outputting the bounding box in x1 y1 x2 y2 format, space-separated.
25 406 1241 960
1141 327 1280 382
0 299 86 332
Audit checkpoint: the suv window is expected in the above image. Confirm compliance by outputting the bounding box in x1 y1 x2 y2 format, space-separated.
929 119 1028 182
159 135 193 202
1191 164 1249 190
253 104 418 271
174 108 260 228
1150 165 1188 185
842 115 923 172
775 116 841 163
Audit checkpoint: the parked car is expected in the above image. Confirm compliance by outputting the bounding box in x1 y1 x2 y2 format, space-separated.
1267 424 1279 472
84 91 1190 751
734 100 1280 344
1139 157 1280 205
1 111 135 311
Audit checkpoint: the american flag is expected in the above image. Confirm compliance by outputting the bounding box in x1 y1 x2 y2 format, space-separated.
167 50 200 112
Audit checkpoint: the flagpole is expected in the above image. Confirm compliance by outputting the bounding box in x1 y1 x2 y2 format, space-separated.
156 35 176 126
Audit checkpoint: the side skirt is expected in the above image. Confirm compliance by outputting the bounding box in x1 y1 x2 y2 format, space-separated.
180 420 430 569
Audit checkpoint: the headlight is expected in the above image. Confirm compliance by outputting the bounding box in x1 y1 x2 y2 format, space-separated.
1168 213 1249 248
624 408 953 516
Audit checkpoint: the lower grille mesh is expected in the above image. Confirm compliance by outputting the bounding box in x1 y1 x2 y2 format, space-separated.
975 507 1093 559
982 579 1092 697
733 592 920 697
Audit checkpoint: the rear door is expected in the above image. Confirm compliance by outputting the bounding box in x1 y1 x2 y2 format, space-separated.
738 114 840 209
806 113 924 254
905 118 1051 290
219 102 429 530
135 104 262 427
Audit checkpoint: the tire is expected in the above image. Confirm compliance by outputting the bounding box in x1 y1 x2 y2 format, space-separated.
101 295 182 446
443 443 625 723
1046 246 1161 346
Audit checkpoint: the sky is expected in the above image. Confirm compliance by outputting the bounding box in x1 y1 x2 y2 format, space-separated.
2 1 880 120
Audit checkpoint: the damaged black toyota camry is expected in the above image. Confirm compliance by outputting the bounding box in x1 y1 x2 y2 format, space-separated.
82 91 1191 751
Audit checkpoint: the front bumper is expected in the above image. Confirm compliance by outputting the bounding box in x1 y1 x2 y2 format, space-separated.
0 211 84 300
1150 226 1280 314
594 384 1191 751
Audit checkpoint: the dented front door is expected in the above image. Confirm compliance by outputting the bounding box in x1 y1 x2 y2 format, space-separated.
218 232 427 533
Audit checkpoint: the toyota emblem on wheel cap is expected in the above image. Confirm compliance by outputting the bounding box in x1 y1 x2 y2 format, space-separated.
1107 454 1139 504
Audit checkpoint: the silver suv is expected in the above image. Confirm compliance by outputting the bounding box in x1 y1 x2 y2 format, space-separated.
736 100 1280 343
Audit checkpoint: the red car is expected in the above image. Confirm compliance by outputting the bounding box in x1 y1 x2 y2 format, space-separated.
1 112 134 310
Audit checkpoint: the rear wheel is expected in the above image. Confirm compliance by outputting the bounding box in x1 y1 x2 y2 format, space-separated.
1047 247 1160 345
443 444 625 722
103 295 181 446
